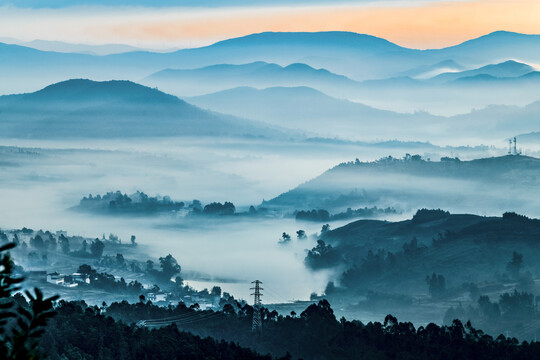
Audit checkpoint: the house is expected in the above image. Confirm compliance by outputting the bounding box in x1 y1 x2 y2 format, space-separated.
198 303 214 310
46 272 80 287
46 272 64 285
147 292 168 303
71 272 90 284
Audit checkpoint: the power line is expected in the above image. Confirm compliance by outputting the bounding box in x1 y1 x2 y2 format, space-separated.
138 311 223 327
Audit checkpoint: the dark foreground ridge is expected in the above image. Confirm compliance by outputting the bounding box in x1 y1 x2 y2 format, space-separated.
1 240 540 360
36 299 540 360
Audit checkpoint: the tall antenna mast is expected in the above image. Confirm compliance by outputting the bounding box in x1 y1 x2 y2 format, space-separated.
251 280 263 332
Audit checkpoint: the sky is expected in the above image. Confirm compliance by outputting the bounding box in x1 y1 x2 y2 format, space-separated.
0 0 539 50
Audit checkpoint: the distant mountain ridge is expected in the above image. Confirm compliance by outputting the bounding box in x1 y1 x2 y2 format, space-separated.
430 60 535 83
394 60 465 79
186 85 431 139
0 37 146 55
4 30 540 94
143 61 357 97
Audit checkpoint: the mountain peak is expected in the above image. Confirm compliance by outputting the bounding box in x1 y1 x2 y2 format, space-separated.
210 31 403 50
485 30 529 38
24 79 183 105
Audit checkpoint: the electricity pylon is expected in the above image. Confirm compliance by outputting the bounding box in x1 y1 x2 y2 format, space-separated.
251 280 263 332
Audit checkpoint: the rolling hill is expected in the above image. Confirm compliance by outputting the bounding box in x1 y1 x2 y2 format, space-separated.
143 61 358 97
429 31 540 65
429 60 535 83
3 31 540 115
187 86 438 139
263 155 540 214
188 84 540 141
393 59 465 79
0 79 287 139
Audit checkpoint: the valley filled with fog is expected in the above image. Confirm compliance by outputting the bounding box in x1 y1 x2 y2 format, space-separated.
1 137 537 305
3 29 540 349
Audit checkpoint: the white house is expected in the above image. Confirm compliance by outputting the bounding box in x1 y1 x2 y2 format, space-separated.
46 272 64 285
147 292 168 303
71 273 91 284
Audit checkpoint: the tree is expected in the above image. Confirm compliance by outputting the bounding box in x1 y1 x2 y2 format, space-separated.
90 239 105 258
506 251 523 279
478 295 501 319
29 235 45 251
130 235 136 246
296 230 306 239
203 202 236 215
159 254 181 282
77 264 95 275
278 232 291 244
211 286 222 297
0 243 58 359
321 224 330 235
59 235 70 254
116 253 126 268
305 240 340 269
45 234 57 251
426 273 446 299
499 290 534 318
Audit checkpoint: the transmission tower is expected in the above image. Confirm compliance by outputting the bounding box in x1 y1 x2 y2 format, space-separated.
250 280 263 332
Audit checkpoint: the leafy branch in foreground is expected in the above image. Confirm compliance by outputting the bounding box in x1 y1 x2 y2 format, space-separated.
0 242 59 360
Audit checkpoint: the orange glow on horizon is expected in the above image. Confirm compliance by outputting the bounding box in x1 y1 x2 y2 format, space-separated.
0 0 539 49
107 0 540 49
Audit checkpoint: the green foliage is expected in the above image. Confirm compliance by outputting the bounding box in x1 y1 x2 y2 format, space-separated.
506 251 523 279
412 208 451 225
96 299 540 360
296 207 397 222
80 191 185 214
29 236 45 251
502 212 532 222
445 290 538 337
41 301 271 360
58 235 69 254
202 201 236 215
76 264 143 294
426 273 446 299
278 232 291 244
145 254 182 284
0 243 58 360
305 240 341 269
158 254 181 282
89 239 105 258
296 209 330 222
0 243 24 298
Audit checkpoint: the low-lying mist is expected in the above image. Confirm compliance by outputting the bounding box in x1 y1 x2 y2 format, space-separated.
0 137 537 302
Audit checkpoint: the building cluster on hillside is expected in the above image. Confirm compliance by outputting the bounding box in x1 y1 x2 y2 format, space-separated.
45 271 91 288
28 269 221 310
